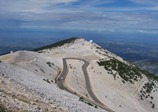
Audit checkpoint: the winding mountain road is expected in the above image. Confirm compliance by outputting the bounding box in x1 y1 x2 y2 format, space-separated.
57 58 114 112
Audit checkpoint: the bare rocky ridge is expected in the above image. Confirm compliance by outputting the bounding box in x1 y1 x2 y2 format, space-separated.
0 38 158 112
133 60 158 76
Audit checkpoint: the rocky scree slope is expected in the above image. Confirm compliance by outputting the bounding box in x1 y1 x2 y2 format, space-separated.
0 37 158 112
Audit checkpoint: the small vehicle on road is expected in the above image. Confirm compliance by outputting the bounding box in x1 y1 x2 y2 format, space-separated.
60 77 64 80
58 77 64 81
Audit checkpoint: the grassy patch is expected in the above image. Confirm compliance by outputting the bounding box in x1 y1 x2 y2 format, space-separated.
33 37 79 51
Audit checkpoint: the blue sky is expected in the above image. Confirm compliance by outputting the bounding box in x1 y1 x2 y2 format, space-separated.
0 0 158 33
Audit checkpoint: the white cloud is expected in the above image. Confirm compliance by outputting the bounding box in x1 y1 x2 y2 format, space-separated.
17 12 158 32
0 0 78 13
129 0 158 5
0 0 158 33
138 29 158 34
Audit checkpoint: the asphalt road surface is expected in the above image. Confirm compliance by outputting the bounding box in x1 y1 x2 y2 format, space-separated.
57 58 114 112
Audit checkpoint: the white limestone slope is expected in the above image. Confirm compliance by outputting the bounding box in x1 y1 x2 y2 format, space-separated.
40 38 158 112
0 38 158 112
65 59 90 98
0 47 105 112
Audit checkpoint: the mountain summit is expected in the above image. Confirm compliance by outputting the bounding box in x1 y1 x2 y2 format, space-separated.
0 38 158 112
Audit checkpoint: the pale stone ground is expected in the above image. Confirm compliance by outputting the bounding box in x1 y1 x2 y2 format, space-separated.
0 47 105 112
0 74 64 112
42 38 158 112
65 59 90 98
0 38 158 112
87 61 149 112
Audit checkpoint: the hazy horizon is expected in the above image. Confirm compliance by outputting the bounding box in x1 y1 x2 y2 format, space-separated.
0 0 158 63
0 29 158 63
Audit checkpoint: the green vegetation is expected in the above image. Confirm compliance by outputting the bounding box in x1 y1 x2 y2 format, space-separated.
33 37 79 51
139 81 155 101
144 82 155 94
46 62 54 68
98 58 157 109
0 104 6 112
96 46 101 49
98 58 143 83
98 58 158 83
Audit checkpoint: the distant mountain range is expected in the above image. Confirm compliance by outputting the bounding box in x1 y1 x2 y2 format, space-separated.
134 60 158 76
